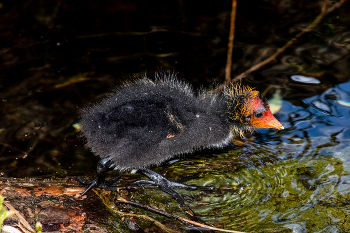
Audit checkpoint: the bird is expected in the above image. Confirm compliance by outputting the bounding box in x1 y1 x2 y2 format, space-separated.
78 73 284 206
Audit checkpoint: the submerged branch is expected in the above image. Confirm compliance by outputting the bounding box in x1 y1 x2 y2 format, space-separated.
116 197 247 233
97 191 179 233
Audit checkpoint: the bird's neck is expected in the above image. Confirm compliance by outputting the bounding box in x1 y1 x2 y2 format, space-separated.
220 93 253 137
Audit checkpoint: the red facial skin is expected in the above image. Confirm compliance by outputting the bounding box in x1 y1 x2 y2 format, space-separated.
248 97 284 130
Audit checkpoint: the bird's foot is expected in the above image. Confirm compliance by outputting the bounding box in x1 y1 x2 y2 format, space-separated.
77 175 122 196
132 178 214 191
136 168 215 206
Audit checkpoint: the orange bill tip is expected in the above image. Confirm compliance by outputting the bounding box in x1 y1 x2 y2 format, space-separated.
263 110 284 130
267 118 284 130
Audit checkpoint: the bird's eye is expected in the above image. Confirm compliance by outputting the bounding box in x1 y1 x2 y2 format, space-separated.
245 115 251 121
255 112 263 118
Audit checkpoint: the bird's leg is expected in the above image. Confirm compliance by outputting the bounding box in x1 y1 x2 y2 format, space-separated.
135 168 214 206
78 158 121 196
136 168 214 191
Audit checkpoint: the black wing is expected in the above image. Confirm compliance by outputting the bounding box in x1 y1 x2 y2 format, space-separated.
81 98 185 168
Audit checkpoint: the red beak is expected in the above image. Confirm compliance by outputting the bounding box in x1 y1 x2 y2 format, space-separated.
262 110 284 130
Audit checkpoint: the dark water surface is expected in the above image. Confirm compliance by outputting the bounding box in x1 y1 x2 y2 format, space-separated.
1 0 350 232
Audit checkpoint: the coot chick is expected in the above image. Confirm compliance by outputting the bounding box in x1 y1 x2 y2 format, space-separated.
79 73 283 205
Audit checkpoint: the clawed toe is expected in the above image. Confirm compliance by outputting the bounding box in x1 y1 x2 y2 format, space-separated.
77 176 94 185
178 184 215 191
131 179 156 187
104 175 122 187
80 178 99 196
78 175 122 196
195 185 215 191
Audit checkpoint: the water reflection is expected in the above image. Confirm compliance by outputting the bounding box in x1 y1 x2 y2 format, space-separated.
160 81 350 232
187 151 347 232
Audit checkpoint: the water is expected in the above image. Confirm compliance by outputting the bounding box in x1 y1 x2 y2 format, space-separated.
108 80 350 232
153 80 350 232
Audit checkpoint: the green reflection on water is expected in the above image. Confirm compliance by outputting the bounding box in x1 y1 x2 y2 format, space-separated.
103 139 350 232
192 156 348 232
179 140 350 232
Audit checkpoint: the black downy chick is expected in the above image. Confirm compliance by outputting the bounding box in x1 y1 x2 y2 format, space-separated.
78 73 283 206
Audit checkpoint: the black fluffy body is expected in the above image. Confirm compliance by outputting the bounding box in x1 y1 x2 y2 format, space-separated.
80 75 234 171
78 73 278 205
